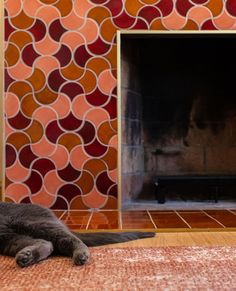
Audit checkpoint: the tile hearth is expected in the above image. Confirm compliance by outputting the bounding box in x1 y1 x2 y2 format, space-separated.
54 209 236 232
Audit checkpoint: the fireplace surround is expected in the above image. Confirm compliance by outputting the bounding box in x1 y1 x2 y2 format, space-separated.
117 31 236 208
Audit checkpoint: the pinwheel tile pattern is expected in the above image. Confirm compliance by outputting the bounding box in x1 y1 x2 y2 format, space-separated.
4 0 236 210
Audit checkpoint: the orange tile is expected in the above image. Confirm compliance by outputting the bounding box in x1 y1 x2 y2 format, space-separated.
204 210 236 228
177 211 224 228
121 211 155 229
61 211 91 230
149 211 190 229
87 211 119 230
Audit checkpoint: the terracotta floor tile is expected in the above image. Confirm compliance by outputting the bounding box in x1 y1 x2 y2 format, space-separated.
121 211 155 229
87 211 119 229
62 211 91 230
149 211 190 229
204 210 236 228
177 211 224 228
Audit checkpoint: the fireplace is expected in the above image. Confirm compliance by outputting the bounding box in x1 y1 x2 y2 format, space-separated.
118 31 236 208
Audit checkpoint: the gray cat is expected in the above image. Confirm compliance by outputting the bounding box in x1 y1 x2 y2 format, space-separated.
0 202 155 267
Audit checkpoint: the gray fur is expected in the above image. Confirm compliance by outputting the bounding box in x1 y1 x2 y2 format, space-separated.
0 202 155 267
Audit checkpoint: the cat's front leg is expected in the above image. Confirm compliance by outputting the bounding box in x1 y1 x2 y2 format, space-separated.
72 243 90 265
56 235 90 265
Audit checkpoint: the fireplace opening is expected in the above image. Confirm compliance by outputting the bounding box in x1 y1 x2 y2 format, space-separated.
120 32 236 208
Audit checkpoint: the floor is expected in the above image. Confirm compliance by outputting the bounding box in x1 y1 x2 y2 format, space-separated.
105 232 236 248
55 208 236 232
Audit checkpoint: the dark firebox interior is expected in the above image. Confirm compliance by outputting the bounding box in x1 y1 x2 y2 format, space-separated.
137 35 236 142
121 34 236 203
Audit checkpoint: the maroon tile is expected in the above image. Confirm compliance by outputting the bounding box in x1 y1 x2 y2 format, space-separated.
204 210 236 228
149 211 190 229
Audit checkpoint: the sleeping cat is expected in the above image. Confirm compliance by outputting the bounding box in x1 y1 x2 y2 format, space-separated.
0 202 155 267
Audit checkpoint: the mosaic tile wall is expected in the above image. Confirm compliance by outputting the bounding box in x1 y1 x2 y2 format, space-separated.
4 0 236 210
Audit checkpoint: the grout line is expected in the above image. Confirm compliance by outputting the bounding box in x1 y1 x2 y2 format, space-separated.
85 212 94 230
202 210 225 228
174 210 192 229
56 210 66 220
147 210 157 229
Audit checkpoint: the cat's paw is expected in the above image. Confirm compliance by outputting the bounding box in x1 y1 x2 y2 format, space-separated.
15 248 36 267
73 246 90 266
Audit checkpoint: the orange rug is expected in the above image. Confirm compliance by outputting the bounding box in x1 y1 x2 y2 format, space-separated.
1 246 236 290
